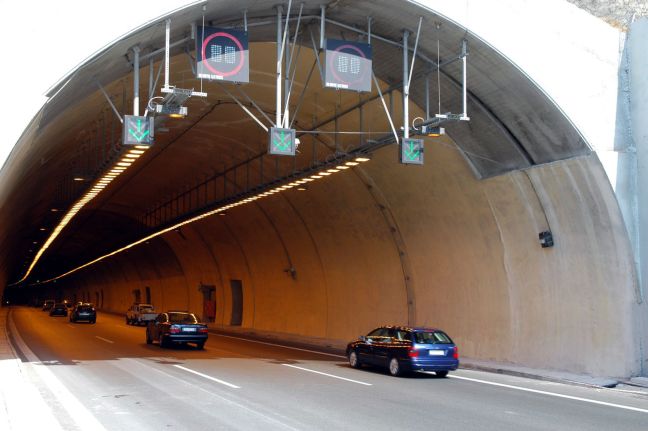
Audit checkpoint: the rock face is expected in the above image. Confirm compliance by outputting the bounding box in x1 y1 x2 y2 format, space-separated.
567 0 648 30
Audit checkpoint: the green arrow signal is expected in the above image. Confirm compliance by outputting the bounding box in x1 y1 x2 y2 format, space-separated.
404 141 420 161
273 131 291 151
128 119 150 142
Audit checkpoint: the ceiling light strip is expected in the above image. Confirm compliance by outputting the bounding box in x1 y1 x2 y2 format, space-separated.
13 147 150 284
38 156 371 284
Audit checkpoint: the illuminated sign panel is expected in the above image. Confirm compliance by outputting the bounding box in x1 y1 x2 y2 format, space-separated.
324 39 372 92
269 127 296 156
123 115 154 146
400 138 424 165
196 26 249 83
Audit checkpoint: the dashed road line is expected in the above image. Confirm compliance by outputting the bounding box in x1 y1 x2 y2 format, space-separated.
173 365 241 389
282 364 372 386
95 336 114 344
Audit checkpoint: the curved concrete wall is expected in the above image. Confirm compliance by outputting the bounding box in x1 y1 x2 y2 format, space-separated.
63 139 644 377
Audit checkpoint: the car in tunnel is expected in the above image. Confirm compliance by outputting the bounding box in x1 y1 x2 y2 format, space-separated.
41 299 55 311
346 326 459 377
146 311 208 349
48 303 68 317
69 303 96 323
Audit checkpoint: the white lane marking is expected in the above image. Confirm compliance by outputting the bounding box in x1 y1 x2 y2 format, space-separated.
213 333 346 358
8 310 108 431
445 374 648 414
173 365 241 389
95 336 114 344
282 364 372 386
66 324 76 329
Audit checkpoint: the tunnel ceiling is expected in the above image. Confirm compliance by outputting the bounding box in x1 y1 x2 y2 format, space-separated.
0 0 590 287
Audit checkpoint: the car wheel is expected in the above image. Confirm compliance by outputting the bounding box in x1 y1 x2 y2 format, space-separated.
435 370 448 378
389 357 403 377
146 330 152 345
196 342 205 350
125 317 130 325
159 335 168 348
90 319 96 324
349 350 362 369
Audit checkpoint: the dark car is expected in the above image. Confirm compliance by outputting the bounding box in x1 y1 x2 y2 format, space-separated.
146 312 208 349
49 303 68 317
42 299 55 311
346 326 459 377
69 303 96 323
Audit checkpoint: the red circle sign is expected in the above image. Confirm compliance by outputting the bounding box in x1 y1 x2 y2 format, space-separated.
329 44 368 86
201 32 245 77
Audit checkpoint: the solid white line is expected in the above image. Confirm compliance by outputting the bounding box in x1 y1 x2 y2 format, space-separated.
282 364 372 386
213 333 346 358
173 365 241 389
445 374 648 414
95 336 114 344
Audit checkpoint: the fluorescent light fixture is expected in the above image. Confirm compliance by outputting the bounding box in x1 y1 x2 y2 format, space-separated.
12 142 151 285
31 151 373 286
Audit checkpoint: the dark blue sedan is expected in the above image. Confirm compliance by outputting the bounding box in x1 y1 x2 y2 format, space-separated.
346 326 459 377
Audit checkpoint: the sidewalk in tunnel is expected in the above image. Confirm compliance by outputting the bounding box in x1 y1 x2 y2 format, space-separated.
0 306 63 431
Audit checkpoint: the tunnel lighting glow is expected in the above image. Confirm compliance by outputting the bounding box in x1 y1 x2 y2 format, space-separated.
39 227 46 231
337 165 350 170
33 154 371 285
12 144 151 285
73 177 85 181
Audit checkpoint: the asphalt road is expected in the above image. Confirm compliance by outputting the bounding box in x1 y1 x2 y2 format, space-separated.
9 306 648 430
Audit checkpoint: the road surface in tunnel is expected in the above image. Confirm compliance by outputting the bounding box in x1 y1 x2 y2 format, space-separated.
9 306 648 430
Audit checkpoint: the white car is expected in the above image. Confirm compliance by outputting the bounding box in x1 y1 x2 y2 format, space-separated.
126 303 158 326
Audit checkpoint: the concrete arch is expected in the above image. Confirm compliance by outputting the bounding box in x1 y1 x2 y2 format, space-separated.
1 1 645 378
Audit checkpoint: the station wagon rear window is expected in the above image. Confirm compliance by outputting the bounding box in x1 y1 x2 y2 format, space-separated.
414 331 453 344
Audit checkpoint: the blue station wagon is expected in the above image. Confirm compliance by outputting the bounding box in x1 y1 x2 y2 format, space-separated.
346 326 459 377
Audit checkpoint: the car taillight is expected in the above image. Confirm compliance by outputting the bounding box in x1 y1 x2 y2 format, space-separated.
408 348 419 358
453 346 459 359
198 327 208 334
169 325 181 334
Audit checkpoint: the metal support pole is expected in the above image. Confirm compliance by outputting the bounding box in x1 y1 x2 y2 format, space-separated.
96 81 123 124
320 5 325 50
164 19 171 90
132 46 140 116
244 9 248 32
461 39 470 121
403 30 409 139
148 58 154 104
425 72 430 120
276 7 283 127
367 17 372 44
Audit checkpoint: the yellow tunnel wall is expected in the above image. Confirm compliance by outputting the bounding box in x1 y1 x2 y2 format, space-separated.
63 142 644 378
